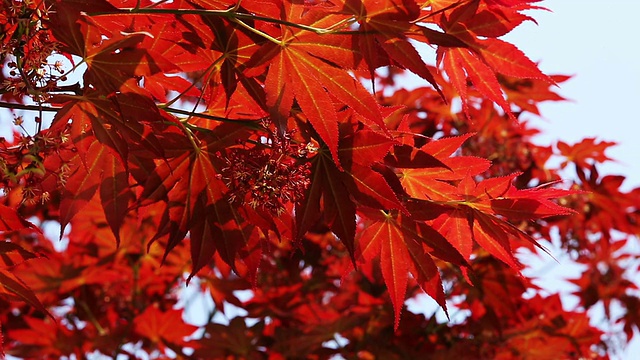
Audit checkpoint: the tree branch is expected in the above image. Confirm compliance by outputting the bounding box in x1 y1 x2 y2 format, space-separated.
0 102 59 112
0 101 262 129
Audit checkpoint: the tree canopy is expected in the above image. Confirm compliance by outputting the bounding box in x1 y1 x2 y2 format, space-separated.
1 0 639 358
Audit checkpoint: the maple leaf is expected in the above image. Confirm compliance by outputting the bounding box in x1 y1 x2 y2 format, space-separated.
199 270 250 313
140 143 220 260
0 241 42 270
500 74 569 115
6 316 76 358
391 134 490 201
0 268 51 320
565 165 640 240
47 89 182 243
133 306 198 350
339 130 396 168
345 163 407 212
356 209 448 330
433 1 551 119
345 0 437 82
193 317 263 358
50 3 180 96
461 174 576 220
460 4 535 38
296 127 404 257
441 46 516 119
431 174 574 270
136 123 272 279
0 205 35 233
558 138 616 170
56 138 131 243
498 293 605 359
296 148 357 254
246 1 384 165
47 0 119 56
431 208 474 260
189 199 261 281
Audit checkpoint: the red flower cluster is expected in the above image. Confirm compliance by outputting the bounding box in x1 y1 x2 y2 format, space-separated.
1 0 62 102
0 125 71 205
218 126 313 216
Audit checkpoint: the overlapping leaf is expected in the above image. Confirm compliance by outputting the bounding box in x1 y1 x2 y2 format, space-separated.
0 205 34 233
441 46 516 119
296 149 357 254
433 1 551 118
356 210 448 330
133 306 198 350
558 138 616 169
0 241 50 320
246 1 384 164
337 0 442 91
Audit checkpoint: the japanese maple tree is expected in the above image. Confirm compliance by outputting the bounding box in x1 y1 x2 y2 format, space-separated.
1 0 638 358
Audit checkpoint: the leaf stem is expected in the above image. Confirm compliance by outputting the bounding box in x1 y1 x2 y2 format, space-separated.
77 297 108 336
162 107 262 129
231 17 282 45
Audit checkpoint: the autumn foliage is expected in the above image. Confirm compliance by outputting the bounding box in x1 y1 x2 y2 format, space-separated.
0 0 638 358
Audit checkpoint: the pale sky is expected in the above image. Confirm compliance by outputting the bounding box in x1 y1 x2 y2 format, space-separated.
505 1 640 191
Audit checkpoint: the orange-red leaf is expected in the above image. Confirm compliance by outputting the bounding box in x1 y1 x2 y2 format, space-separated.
0 269 51 319
356 212 448 330
472 210 521 271
99 150 132 244
297 153 356 255
346 163 407 214
0 205 34 233
339 130 395 167
133 306 198 348
475 38 551 81
59 139 108 237
442 47 515 120
0 242 41 269
558 138 616 169
432 208 474 260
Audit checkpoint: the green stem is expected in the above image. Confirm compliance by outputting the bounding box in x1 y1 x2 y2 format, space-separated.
162 107 262 129
163 58 220 108
60 57 88 81
77 297 108 336
231 17 282 45
178 59 224 115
